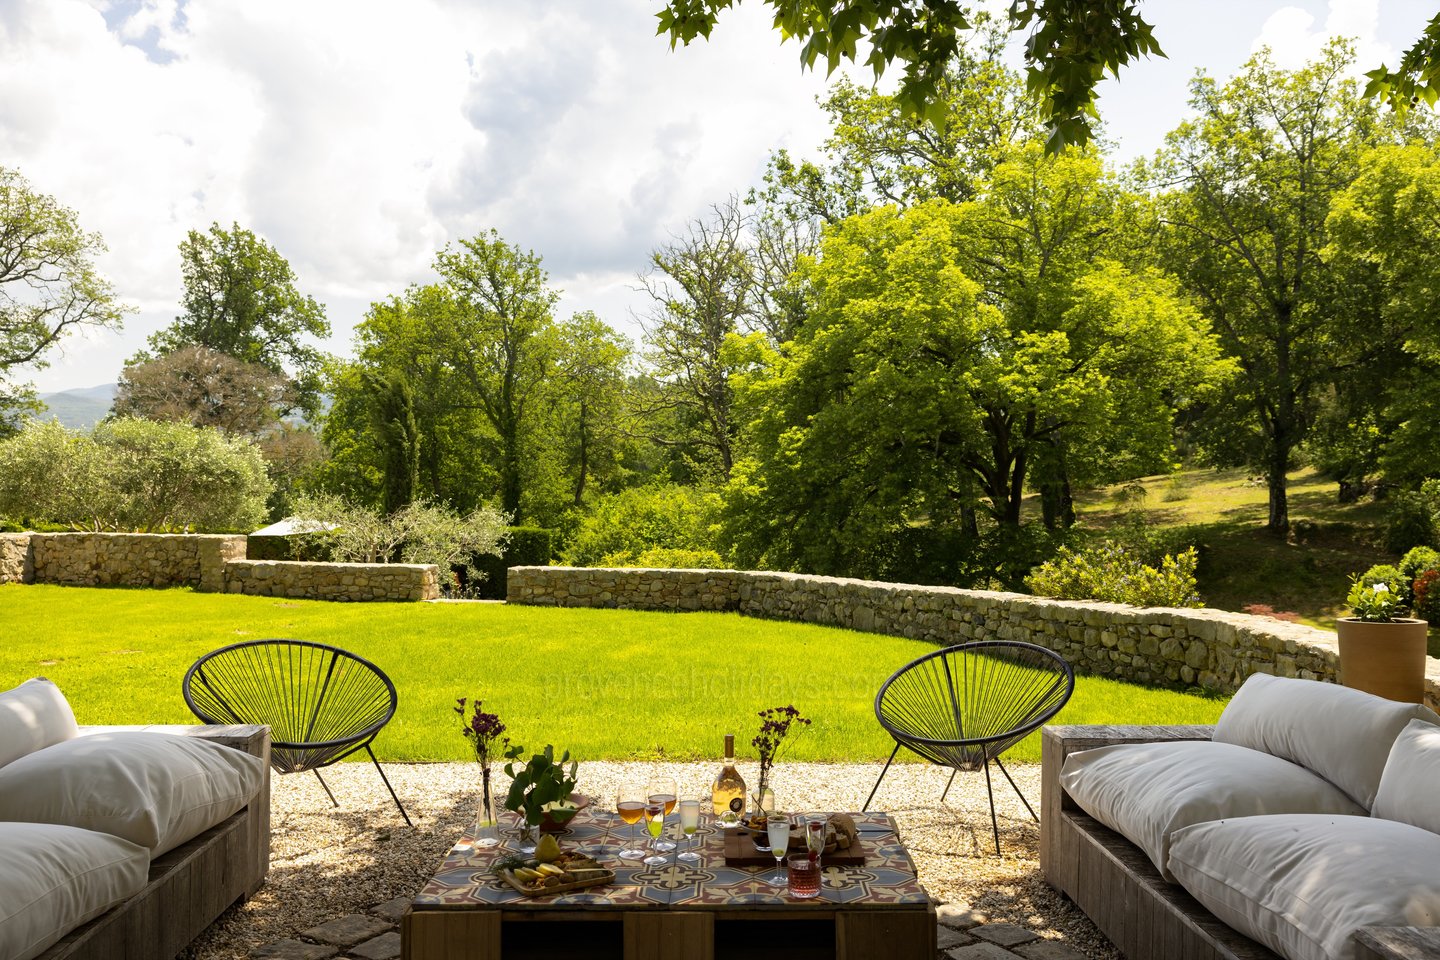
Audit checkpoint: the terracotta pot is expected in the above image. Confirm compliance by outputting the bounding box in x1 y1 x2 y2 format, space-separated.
1336 617 1429 703
538 793 589 833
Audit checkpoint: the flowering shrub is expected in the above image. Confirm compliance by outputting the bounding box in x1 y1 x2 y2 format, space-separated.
1024 543 1203 608
1413 569 1440 624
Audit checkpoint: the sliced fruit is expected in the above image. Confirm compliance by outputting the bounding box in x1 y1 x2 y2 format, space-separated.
536 862 565 877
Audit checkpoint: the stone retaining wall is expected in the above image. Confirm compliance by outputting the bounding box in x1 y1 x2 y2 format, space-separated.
0 532 247 588
507 566 1440 708
223 560 439 602
0 532 438 602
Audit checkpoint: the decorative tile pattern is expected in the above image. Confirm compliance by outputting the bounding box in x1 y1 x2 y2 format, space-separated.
413 810 931 913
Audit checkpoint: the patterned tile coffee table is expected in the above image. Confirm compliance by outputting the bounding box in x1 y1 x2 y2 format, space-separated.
402 809 937 960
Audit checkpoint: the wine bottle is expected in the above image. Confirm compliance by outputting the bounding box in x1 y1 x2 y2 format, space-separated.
711 733 746 826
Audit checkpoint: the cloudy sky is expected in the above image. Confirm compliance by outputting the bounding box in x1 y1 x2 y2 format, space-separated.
0 0 1433 392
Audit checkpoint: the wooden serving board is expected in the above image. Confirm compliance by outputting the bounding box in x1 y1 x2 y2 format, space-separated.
722 830 867 867
498 865 615 898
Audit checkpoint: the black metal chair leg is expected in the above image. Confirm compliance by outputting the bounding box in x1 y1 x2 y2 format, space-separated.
982 757 1001 856
994 756 1038 822
367 744 413 827
863 742 902 812
313 769 339 807
939 768 959 803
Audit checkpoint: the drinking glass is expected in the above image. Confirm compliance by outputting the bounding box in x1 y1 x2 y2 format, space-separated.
787 853 821 898
804 813 827 865
764 814 790 885
647 777 678 852
643 802 668 866
616 785 648 860
678 799 702 863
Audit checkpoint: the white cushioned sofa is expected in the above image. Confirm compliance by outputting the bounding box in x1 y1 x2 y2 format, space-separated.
1041 674 1440 960
0 678 271 960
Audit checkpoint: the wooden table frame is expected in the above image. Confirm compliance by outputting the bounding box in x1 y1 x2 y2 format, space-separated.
402 810 936 960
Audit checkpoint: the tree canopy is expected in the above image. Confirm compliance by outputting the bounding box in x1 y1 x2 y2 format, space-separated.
146 222 330 415
0 167 127 429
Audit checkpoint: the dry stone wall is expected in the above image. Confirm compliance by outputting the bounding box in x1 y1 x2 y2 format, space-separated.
222 560 439 602
507 566 1440 708
0 532 438 602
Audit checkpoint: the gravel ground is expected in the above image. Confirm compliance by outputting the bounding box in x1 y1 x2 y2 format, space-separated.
184 761 1119 960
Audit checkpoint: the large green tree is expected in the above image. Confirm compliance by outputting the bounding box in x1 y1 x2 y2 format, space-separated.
146 222 330 414
1149 44 1397 533
1323 142 1440 487
0 168 127 429
722 196 1230 583
433 231 559 519
548 312 634 506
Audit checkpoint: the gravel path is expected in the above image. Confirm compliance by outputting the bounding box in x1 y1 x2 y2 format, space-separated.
184 761 1118 959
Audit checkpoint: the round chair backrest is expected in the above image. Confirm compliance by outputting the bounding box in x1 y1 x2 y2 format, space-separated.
183 639 398 771
874 640 1074 770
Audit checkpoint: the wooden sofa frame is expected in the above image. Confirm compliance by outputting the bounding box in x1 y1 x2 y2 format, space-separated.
1039 724 1440 960
36 724 271 960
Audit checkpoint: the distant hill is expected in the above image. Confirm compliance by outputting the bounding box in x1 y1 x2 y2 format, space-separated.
35 383 117 430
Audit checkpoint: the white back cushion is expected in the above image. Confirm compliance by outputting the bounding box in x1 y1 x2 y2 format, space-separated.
1213 673 1440 808
1373 718 1440 835
0 731 264 855
0 822 149 960
1169 814 1440 960
0 678 78 769
1061 740 1365 880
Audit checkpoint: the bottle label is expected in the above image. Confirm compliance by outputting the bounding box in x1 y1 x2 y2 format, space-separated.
729 797 744 814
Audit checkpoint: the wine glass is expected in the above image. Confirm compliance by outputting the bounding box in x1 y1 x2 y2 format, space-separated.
616 785 648 860
678 799 702 863
764 813 790 885
643 801 668 866
647 776 677 852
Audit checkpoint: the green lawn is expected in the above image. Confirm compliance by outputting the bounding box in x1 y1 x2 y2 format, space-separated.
0 585 1225 763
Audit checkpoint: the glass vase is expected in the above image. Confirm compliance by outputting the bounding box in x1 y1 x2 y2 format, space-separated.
476 770 500 848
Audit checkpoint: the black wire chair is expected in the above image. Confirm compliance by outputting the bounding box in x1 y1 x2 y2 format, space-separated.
863 640 1074 854
183 639 412 826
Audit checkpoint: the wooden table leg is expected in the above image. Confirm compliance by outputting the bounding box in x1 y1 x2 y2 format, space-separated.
402 909 501 960
623 911 714 960
835 909 935 960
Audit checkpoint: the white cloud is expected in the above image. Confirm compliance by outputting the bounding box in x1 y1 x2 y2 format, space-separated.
0 0 844 389
1252 0 1393 70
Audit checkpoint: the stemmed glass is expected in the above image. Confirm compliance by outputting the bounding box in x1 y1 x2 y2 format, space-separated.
643 801 668 866
764 813 790 886
647 777 678 852
616 785 648 860
678 799 702 863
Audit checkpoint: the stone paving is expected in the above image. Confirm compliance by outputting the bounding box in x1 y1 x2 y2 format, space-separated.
245 895 1089 960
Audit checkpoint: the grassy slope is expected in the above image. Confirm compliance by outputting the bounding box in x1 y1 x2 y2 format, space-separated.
1 584 1224 764
1069 466 1392 633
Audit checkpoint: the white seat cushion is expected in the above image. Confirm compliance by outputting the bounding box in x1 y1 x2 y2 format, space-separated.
0 822 149 960
1061 740 1365 879
0 731 264 855
1214 673 1440 809
1169 814 1440 960
1373 718 1440 835
0 678 79 769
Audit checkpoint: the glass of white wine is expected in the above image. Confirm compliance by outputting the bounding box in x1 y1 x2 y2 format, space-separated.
764 813 790 886
647 777 678 852
678 799 702 863
643 801 668 866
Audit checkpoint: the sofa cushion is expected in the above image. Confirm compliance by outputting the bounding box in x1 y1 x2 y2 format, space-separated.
0 821 149 960
1169 814 1440 960
1373 718 1440 835
0 678 79 770
0 731 264 855
1213 673 1440 808
1061 739 1365 880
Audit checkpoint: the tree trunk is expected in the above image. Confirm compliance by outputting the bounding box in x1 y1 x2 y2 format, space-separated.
573 400 589 506
1266 442 1290 535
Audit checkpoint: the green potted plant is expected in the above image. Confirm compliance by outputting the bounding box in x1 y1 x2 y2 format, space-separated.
1338 573 1429 703
502 743 584 842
